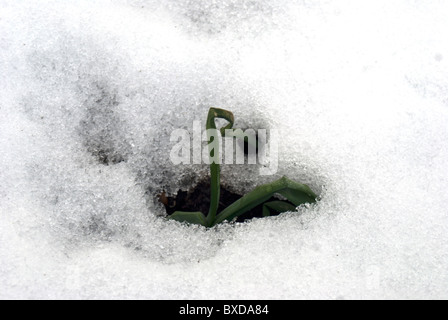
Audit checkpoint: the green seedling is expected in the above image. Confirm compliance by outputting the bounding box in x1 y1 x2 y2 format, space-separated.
168 108 317 227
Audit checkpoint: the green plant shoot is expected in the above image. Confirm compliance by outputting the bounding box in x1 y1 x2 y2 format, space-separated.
168 108 317 227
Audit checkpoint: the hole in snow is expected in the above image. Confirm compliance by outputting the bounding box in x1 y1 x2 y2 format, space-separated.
158 177 296 223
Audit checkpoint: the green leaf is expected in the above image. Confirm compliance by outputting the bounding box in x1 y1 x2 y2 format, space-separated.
213 176 317 226
263 201 297 216
168 211 207 226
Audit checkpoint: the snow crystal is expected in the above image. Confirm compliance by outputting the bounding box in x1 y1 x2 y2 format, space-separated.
1 0 448 299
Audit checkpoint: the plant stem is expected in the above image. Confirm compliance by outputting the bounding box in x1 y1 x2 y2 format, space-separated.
205 108 234 227
207 161 220 227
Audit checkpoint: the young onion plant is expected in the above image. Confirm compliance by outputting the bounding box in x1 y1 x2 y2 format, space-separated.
169 108 317 227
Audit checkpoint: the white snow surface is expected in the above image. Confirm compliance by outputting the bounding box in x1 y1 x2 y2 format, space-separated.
1 0 448 299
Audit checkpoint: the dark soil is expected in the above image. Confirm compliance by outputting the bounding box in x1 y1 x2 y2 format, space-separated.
159 178 289 223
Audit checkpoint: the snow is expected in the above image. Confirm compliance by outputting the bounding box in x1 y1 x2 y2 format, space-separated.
1 0 448 299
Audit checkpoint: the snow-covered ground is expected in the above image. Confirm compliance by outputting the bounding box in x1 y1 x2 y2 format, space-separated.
1 0 447 299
